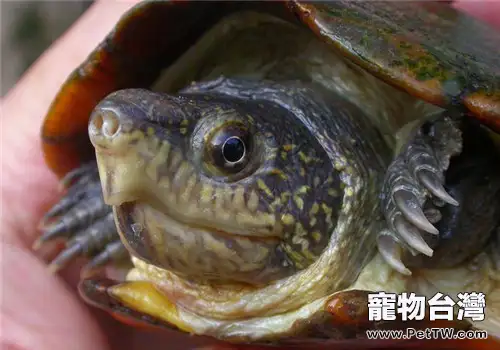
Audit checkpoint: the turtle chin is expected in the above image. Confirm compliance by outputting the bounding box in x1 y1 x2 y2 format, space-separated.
112 200 296 285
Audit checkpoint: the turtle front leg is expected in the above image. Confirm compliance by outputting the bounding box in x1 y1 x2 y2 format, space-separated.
35 162 128 276
379 113 500 274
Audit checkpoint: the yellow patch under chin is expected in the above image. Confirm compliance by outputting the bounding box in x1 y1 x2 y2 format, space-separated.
108 280 193 333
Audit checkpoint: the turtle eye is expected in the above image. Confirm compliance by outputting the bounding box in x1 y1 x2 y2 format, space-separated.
206 125 252 174
222 136 246 163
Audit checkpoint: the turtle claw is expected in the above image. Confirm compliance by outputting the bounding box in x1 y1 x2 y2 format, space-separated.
393 216 433 256
377 233 411 275
36 188 109 246
37 162 127 273
48 243 84 273
380 114 463 272
417 169 459 206
393 190 439 235
81 241 129 278
57 161 99 191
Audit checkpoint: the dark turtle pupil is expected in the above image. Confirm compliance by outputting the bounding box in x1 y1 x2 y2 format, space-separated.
222 136 245 163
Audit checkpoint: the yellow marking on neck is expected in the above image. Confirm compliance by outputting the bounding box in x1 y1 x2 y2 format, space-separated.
270 169 288 180
257 179 273 198
233 186 245 210
257 212 276 226
297 237 310 252
293 195 304 211
322 204 333 225
269 197 282 210
174 161 190 186
312 231 322 242
292 225 310 254
310 217 317 227
294 223 306 237
200 183 213 204
281 213 295 226
285 249 306 269
298 152 313 164
247 190 260 212
322 204 332 214
296 185 310 194
301 247 316 260
310 203 319 215
215 187 226 209
180 174 197 203
280 191 291 202
146 141 170 183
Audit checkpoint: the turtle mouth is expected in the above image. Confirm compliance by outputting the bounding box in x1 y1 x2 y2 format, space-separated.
106 185 282 241
113 198 290 284
116 198 280 245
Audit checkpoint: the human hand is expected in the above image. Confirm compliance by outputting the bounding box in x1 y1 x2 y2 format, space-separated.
1 2 219 349
1 1 499 350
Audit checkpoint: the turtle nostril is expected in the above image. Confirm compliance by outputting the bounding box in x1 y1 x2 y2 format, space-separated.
92 113 104 130
90 111 120 139
102 112 120 138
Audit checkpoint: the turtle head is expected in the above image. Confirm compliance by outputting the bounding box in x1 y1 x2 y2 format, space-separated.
88 88 342 285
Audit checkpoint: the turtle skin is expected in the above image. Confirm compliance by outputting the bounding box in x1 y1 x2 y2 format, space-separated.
36 0 500 347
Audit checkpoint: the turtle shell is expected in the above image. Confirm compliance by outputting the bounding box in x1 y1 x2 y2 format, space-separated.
39 1 500 348
41 0 500 179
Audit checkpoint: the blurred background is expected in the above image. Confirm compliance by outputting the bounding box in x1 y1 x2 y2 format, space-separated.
1 1 93 96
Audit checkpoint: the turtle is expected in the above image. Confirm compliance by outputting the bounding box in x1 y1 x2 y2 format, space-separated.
35 0 500 348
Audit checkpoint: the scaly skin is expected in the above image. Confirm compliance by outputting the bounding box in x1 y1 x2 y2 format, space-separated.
39 11 500 342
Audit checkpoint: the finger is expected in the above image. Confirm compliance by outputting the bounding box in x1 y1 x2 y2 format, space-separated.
1 241 111 350
0 0 141 250
1 2 142 350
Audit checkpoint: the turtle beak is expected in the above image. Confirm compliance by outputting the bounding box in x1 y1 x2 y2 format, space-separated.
88 101 149 207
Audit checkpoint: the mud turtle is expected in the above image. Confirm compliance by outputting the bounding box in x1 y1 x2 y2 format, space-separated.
36 0 500 347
